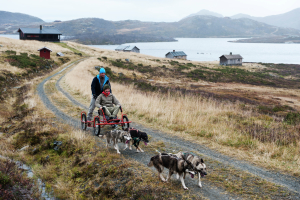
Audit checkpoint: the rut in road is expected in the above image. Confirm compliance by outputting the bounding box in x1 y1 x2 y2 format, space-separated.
39 59 300 199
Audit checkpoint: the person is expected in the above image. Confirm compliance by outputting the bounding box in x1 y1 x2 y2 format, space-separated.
95 84 121 120
87 68 111 121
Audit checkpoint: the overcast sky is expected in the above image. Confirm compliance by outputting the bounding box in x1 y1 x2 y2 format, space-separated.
1 0 300 22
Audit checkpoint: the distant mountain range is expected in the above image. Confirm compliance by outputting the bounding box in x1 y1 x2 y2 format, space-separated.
0 11 44 25
184 9 223 19
1 9 300 44
187 8 300 30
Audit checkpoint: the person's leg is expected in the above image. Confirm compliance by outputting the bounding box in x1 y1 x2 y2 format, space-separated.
87 96 96 121
105 107 114 117
111 106 120 117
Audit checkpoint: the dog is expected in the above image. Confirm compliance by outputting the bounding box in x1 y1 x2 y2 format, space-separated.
124 128 149 153
102 130 132 154
174 152 207 187
148 153 195 190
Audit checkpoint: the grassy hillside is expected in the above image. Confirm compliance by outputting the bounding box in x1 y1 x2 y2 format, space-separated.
0 11 44 25
59 45 300 177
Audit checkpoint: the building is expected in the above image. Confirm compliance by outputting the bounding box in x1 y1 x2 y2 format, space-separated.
18 25 62 42
115 45 140 53
219 52 243 66
38 47 52 59
165 50 187 60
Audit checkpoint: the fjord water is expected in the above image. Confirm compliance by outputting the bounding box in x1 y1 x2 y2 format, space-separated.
1 35 299 64
91 38 300 64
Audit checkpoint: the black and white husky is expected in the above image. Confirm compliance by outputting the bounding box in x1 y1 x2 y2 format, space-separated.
124 128 149 153
102 130 132 154
174 152 207 187
148 153 195 190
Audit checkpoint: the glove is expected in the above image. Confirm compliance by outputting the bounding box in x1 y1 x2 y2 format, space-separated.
93 94 97 99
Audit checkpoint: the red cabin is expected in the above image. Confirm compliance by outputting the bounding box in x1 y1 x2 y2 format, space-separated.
38 47 52 59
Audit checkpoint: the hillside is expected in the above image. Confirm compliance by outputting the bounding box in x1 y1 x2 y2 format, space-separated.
231 8 300 30
1 38 300 199
52 16 300 44
0 11 44 25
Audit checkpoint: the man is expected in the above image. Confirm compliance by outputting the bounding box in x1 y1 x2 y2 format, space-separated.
87 68 111 121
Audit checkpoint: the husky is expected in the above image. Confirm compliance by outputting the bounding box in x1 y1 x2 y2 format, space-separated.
174 152 207 187
148 153 195 190
124 128 149 153
102 130 132 154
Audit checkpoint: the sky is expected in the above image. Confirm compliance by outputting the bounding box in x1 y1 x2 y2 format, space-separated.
1 0 300 22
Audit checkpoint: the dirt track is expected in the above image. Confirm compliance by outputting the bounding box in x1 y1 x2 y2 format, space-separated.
38 59 300 200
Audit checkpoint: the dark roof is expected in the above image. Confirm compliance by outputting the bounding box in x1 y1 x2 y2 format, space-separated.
18 28 62 35
166 51 187 57
38 47 52 52
220 54 243 59
115 45 139 51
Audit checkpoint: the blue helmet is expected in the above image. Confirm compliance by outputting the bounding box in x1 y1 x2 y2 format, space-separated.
100 68 106 74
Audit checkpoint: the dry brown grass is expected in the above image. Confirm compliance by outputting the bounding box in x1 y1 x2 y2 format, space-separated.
0 37 80 74
64 57 300 176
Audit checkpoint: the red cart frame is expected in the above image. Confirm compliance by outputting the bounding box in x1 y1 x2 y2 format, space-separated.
80 106 131 136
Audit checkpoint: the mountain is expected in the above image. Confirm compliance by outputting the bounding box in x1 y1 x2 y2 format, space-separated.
184 9 223 19
49 16 300 44
0 11 44 25
231 8 300 30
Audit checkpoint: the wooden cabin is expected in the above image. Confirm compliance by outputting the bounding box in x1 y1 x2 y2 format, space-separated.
165 50 187 60
219 52 243 66
115 45 140 53
38 47 52 59
18 25 62 42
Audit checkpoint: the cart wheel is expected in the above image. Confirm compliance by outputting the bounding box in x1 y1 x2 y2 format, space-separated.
81 113 87 130
93 117 101 136
122 115 130 130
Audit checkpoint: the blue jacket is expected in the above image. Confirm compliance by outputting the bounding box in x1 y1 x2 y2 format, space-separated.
91 75 111 97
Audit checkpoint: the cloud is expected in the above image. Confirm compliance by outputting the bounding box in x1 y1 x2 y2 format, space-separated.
1 0 300 22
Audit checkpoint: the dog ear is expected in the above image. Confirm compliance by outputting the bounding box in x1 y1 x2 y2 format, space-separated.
201 158 204 163
196 161 200 166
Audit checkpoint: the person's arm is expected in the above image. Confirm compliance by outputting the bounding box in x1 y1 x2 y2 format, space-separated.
95 94 103 108
112 94 121 107
91 78 97 98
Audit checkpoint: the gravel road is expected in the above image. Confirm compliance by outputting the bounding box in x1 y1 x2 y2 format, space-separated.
37 59 300 200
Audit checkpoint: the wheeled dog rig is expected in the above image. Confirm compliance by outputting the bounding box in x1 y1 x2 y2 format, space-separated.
80 106 131 136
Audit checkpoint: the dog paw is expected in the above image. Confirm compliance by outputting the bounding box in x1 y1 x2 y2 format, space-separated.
198 184 202 188
184 187 189 190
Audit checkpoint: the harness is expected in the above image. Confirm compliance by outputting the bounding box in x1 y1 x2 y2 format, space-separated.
183 152 197 160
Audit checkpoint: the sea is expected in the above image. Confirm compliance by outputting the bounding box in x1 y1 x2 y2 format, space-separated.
1 35 299 64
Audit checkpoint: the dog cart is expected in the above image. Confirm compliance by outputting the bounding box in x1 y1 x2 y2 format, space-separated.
80 106 131 136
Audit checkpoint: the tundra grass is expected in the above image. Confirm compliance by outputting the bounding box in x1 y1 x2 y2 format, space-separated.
63 57 300 178
39 63 299 199
0 60 201 200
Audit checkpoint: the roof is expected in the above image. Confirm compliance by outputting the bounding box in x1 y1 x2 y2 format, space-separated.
18 28 62 35
56 52 64 56
166 51 187 57
115 45 139 51
220 54 243 59
124 45 139 51
37 47 52 52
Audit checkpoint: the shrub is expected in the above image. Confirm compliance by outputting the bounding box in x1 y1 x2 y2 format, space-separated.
284 112 300 125
102 56 107 61
5 50 16 55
